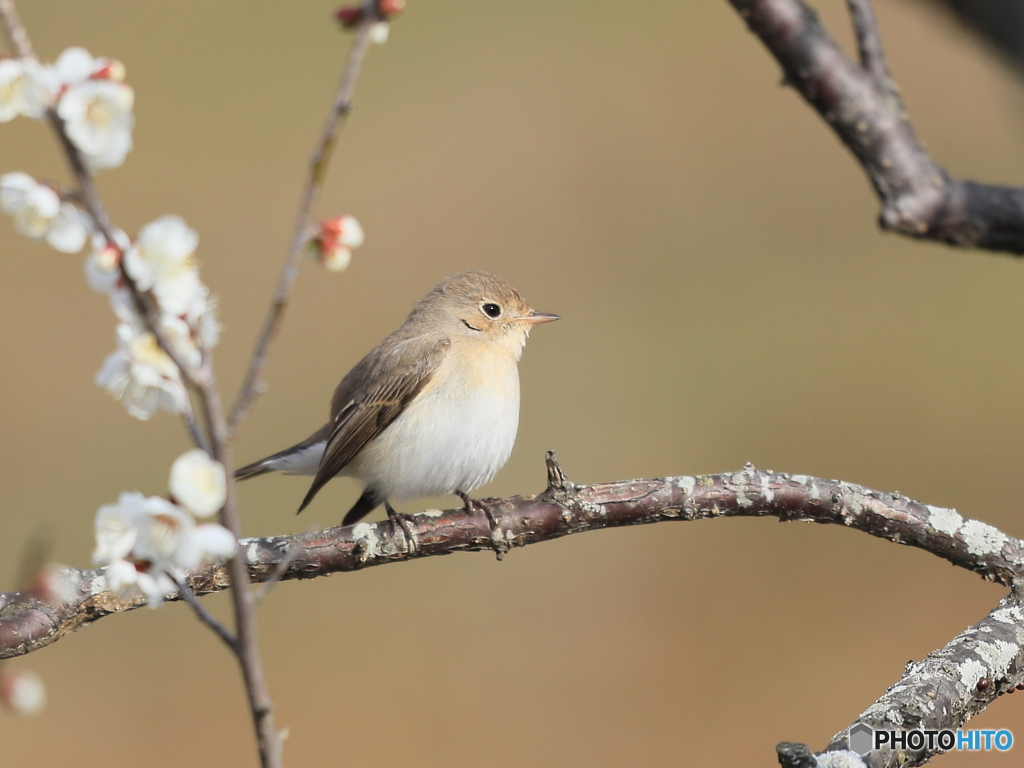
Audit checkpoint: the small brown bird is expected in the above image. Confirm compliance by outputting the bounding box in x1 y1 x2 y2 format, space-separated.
235 270 558 529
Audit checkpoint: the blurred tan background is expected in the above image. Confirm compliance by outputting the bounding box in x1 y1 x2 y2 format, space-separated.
3 0 1024 765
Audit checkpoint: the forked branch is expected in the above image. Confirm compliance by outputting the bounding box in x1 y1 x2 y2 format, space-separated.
727 0 1024 254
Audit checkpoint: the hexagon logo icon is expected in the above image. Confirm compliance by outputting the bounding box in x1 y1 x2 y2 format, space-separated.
849 722 874 755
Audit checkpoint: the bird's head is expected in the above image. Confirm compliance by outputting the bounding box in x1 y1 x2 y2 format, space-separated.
431 270 558 355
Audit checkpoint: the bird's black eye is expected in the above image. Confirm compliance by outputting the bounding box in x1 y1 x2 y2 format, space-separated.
481 303 501 318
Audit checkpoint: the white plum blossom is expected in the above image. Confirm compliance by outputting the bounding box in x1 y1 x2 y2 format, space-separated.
0 172 57 238
0 58 53 122
320 243 351 272
104 557 176 607
52 47 124 87
84 245 120 294
119 215 221 350
333 214 364 249
93 491 148 563
147 513 235 572
57 78 134 170
124 216 197 290
1 47 128 127
124 215 208 316
53 47 98 85
0 172 88 252
93 490 235 608
311 214 364 272
193 293 222 350
94 317 198 420
46 201 89 252
170 449 227 518
130 501 205 568
0 670 46 716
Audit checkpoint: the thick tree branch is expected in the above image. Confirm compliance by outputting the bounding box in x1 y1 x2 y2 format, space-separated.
781 581 1024 768
9 458 1023 762
727 0 1024 254
5 459 1023 663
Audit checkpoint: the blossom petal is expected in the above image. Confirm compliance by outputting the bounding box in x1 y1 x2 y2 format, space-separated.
0 59 53 122
93 492 146 565
46 202 89 253
54 47 100 85
170 449 227 517
57 80 134 170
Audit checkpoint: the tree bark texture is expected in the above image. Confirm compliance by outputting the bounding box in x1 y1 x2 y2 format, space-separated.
728 0 1024 254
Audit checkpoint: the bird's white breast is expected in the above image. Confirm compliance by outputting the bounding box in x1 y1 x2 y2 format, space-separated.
348 339 521 500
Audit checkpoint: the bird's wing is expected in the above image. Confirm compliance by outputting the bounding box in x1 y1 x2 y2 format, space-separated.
297 333 451 512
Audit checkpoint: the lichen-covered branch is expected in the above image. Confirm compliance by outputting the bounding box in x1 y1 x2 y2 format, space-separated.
780 581 1024 768
727 0 1024 254
4 458 1022 662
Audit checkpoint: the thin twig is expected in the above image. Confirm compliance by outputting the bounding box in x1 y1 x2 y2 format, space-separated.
198 373 282 768
0 0 31 58
844 0 893 88
228 7 378 439
181 400 211 453
175 577 236 650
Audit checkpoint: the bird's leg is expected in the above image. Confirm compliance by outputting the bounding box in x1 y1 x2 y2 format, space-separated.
385 501 418 555
456 489 507 559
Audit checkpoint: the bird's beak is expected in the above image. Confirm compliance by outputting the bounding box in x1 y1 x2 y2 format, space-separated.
522 311 560 324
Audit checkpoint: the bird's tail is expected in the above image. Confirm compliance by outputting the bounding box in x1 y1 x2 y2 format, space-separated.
235 428 330 482
235 459 274 481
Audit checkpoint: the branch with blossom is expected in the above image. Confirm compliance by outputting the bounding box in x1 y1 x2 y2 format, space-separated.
0 0 390 763
0 13 276 758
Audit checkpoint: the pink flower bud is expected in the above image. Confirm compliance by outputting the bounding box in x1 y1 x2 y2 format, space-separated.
92 59 127 82
335 5 363 28
309 216 363 271
95 241 123 271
